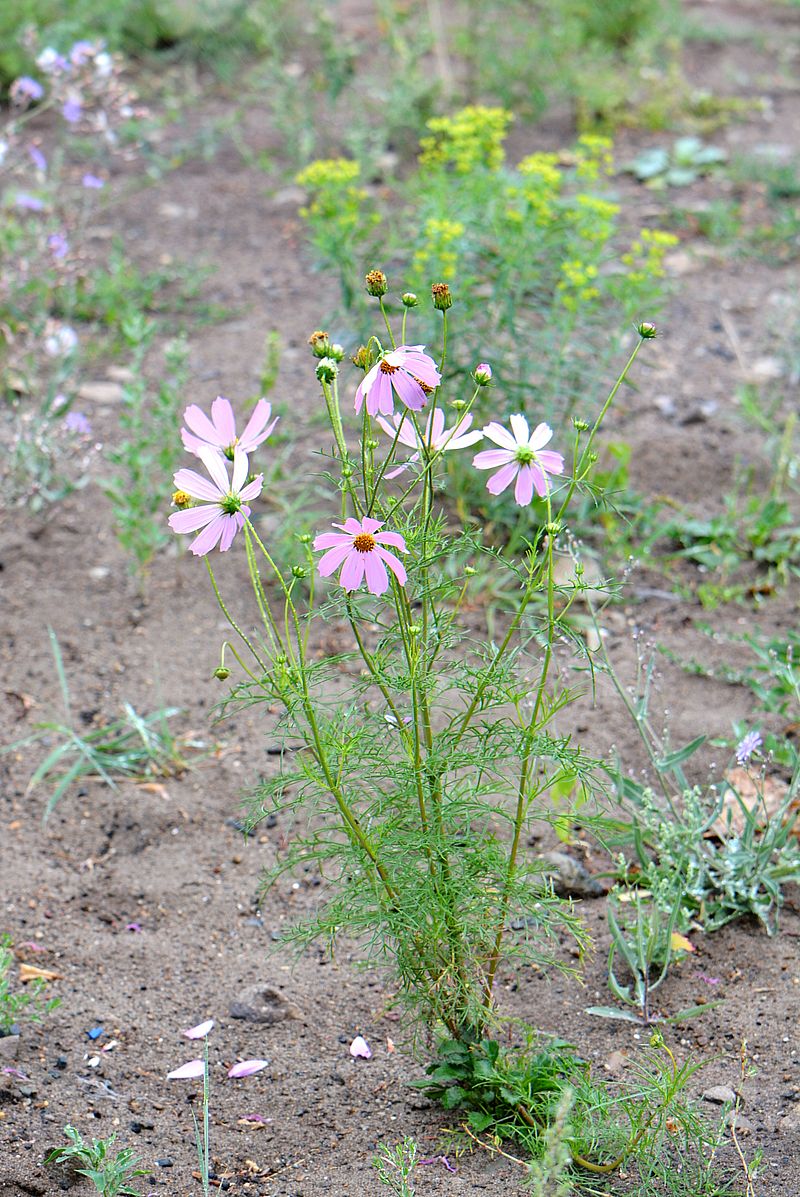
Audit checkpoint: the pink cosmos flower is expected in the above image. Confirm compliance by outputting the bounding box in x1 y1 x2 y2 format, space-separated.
473 415 564 506
355 345 441 417
181 396 278 460
314 517 407 596
376 408 483 477
168 447 263 556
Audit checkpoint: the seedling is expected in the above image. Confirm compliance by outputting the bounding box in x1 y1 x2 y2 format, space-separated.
45 1126 146 1196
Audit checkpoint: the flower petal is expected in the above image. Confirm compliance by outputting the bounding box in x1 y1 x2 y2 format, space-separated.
239 399 277 451
374 531 407 551
240 474 264 503
314 531 350 551
211 396 236 445
173 467 222 503
339 551 366 591
529 422 554 451
374 546 407 586
218 514 241 552
486 461 519 495
317 542 354 577
509 413 530 445
169 505 218 534
480 422 518 450
473 448 514 470
228 1059 270 1078
391 370 427 412
168 1059 205 1080
361 516 384 534
189 513 228 556
199 446 231 496
514 465 535 506
183 404 224 447
231 448 249 494
183 1019 214 1039
363 550 389 595
536 449 564 476
349 1035 372 1059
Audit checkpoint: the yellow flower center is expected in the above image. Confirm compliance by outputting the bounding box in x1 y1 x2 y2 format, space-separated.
172 490 191 508
353 532 376 553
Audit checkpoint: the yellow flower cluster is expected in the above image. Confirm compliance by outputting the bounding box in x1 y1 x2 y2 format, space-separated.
412 217 465 282
296 158 367 231
507 152 563 223
558 259 600 309
621 227 679 284
574 133 614 182
566 193 621 242
419 105 514 174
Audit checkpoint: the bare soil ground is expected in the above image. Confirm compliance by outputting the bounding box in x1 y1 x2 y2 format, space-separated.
2 2 800 1193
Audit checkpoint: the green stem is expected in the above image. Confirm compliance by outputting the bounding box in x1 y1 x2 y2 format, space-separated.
205 558 268 674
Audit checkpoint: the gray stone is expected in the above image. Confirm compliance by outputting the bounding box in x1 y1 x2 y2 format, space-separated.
537 851 605 898
702 1085 737 1105
229 984 301 1025
0 1033 20 1061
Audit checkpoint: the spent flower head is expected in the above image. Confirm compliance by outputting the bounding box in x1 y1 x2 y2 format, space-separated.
355 345 441 417
473 415 564 505
365 269 388 297
168 447 263 556
314 517 407 595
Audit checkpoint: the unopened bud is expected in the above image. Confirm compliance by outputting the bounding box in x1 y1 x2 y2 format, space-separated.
365 269 388 297
408 624 422 636
351 345 371 371
172 489 191 509
545 521 563 537
367 438 378 450
315 357 338 382
292 564 307 579
431 282 452 310
637 321 657 339
341 464 353 478
474 362 492 385
401 292 418 308
464 566 477 577
329 342 345 361
213 666 231 681
572 417 589 431
451 399 467 410
308 329 331 357
297 532 312 545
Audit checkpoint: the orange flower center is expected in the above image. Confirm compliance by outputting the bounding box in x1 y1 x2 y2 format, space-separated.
379 360 398 375
353 532 376 553
172 490 191 508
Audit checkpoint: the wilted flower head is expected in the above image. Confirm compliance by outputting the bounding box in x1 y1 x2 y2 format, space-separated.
355 345 441 418
168 447 263 556
181 396 278 461
473 415 564 506
735 730 762 766
11 77 44 103
314 517 407 596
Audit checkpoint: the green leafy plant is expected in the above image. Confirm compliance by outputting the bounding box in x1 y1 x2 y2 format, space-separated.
45 1126 145 1196
103 313 189 579
0 935 60 1033
373 1137 418 1196
3 628 193 821
626 137 727 187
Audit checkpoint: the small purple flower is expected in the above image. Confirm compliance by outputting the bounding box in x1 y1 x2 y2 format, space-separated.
48 232 70 260
28 145 47 172
12 76 44 102
735 730 762 766
65 411 91 435
62 98 82 124
16 193 45 212
82 173 105 189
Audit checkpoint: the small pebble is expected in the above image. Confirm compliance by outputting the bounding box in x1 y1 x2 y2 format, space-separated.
155 1158 173 1167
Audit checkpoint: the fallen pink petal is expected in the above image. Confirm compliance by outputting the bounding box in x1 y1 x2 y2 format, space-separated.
124 922 142 933
167 1059 205 1080
227 1059 270 1078
349 1035 372 1059
183 1019 215 1039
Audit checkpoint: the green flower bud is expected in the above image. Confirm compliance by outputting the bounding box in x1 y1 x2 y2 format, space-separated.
572 417 589 431
213 666 231 681
637 321 658 339
315 357 338 382
329 342 345 362
292 564 307 579
401 292 418 308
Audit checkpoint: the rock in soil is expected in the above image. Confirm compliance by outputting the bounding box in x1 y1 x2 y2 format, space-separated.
229 984 301 1024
